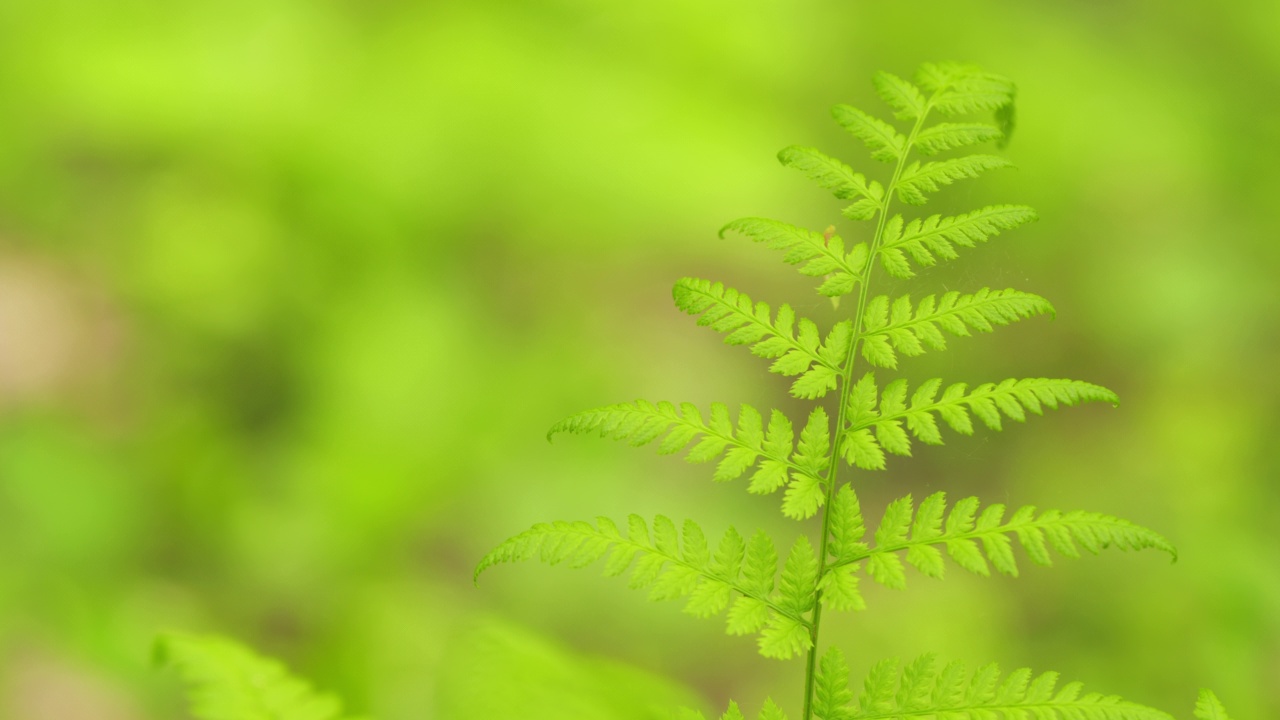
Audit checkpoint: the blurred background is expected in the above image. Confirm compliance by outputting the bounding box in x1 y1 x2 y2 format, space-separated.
0 0 1277 718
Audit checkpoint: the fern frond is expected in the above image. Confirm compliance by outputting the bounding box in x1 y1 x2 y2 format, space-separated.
719 218 870 296
877 205 1038 278
819 489 1175 596
827 485 868 564
476 517 820 659
914 122 1003 155
760 536 819 658
776 146 884 205
758 699 790 720
782 407 832 519
673 278 849 398
815 647 1173 720
872 71 926 120
831 105 906 163
859 288 1054 369
895 155 1013 205
550 401 829 497
819 485 870 612
777 536 819 615
1194 690 1233 720
154 632 359 720
841 375 1118 471
549 401 834 518
915 62 1016 116
814 647 854 719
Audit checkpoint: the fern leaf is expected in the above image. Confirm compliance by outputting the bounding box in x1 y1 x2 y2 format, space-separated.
777 146 884 203
827 484 868 563
759 614 813 660
750 410 795 495
895 155 1013 205
875 496 914 548
719 218 869 297
914 122 1003 155
759 699 790 720
915 62 1016 117
831 105 906 163
549 401 825 499
1194 690 1233 720
673 278 846 398
476 516 817 655
873 71 926 120
866 552 906 590
740 530 778 598
777 535 819 615
841 373 885 471
822 491 1175 592
154 632 358 720
819 649 1174 720
860 657 900 714
728 530 778 635
818 564 865 612
821 485 872 612
817 488 872 607
814 647 854 719
878 205 1038 278
782 473 825 521
859 288 1054 368
755 536 818 658
841 375 1119 468
793 407 832 475
895 655 938 712
776 407 834 520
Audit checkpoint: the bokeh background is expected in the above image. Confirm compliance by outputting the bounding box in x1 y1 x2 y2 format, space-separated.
0 1 1277 718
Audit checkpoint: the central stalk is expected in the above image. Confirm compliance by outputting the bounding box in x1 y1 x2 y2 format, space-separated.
798 102 933 720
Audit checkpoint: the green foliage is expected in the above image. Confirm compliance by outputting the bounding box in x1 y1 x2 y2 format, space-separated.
832 104 906 163
1194 690 1234 720
858 288 1053 368
819 486 1174 606
914 122 1004 155
690 646 1228 720
0 4 1256 716
673 278 850 398
719 218 869 295
776 147 884 207
915 62 1016 115
437 619 699 720
480 61 1214 720
810 647 1175 720
840 375 1118 470
155 632 361 720
477 515 824 659
894 155 1013 205
548 400 830 518
877 205 1038 278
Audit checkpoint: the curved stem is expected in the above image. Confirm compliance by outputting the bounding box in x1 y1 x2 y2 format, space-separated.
799 101 934 720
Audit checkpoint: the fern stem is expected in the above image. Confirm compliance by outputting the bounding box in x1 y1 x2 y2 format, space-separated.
800 100 934 720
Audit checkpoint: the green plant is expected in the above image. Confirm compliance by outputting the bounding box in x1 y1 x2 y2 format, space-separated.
476 63 1234 720
154 632 365 720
